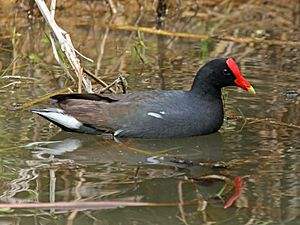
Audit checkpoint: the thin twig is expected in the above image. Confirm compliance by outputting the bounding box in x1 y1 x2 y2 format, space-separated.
1 81 21 89
99 76 125 93
49 169 56 214
83 68 116 93
107 0 117 14
95 27 110 77
177 181 189 225
1 75 36 80
11 22 17 77
106 24 300 47
67 210 79 225
0 57 19 77
227 116 300 130
11 85 76 111
246 118 300 129
0 200 200 209
78 67 83 93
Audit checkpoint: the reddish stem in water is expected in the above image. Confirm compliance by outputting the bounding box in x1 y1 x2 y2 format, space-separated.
224 175 249 209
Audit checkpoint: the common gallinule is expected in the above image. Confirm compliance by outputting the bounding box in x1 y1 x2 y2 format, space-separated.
31 58 255 138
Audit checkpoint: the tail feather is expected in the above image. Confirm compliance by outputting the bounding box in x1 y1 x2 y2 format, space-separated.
31 108 83 131
31 108 103 135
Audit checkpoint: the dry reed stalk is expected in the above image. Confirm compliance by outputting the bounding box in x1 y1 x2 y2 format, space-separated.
34 0 93 92
0 200 200 209
107 24 300 47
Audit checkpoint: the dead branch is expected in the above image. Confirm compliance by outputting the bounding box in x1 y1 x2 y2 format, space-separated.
0 200 201 209
34 0 93 92
11 85 76 111
106 24 300 47
227 116 300 130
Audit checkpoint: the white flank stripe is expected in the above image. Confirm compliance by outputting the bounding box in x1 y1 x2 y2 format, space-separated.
114 129 123 136
147 112 163 119
36 111 82 129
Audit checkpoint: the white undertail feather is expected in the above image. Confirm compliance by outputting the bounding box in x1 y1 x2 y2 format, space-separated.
32 109 83 130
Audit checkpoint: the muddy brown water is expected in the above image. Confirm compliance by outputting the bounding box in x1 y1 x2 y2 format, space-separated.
0 1 300 224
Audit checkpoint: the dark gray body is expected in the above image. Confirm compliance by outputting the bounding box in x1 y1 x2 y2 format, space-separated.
112 90 224 138
33 90 224 138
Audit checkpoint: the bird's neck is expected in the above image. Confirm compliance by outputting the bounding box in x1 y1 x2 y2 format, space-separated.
190 73 222 99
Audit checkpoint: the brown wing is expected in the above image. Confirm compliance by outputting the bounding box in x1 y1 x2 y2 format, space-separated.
50 93 130 132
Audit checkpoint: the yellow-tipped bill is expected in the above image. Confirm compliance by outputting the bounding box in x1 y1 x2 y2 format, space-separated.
247 86 256 94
